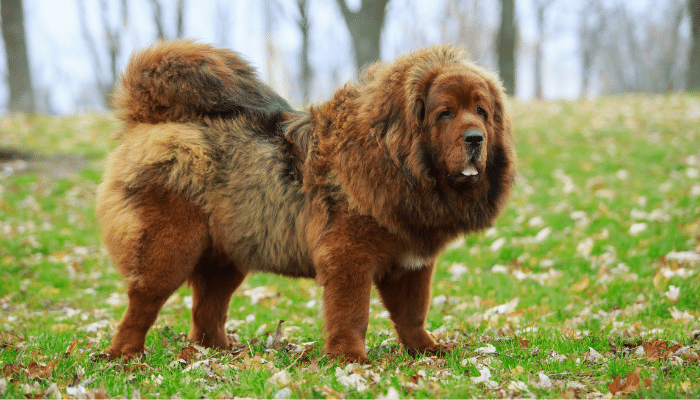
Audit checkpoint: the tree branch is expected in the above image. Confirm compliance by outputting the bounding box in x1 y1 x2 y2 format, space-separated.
334 0 354 26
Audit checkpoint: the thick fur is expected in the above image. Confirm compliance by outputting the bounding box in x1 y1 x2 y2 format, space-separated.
97 39 516 362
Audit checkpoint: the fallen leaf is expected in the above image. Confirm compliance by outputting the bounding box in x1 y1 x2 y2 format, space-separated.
474 344 498 355
586 347 604 364
470 365 499 388
317 384 345 399
665 250 700 264
377 386 401 399
268 370 293 386
643 340 668 362
608 368 650 397
176 345 199 362
570 276 589 292
533 372 552 390
507 380 529 392
65 339 80 356
662 344 683 359
93 382 110 399
515 336 529 348
266 320 285 350
0 333 25 349
1 364 23 377
664 285 681 302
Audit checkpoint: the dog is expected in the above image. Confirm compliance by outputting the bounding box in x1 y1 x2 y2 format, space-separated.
97 40 516 362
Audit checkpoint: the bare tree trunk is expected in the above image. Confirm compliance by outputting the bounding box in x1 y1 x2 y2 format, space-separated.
497 0 516 95
664 5 685 91
77 0 124 107
688 0 700 91
335 0 390 72
297 0 311 104
534 5 544 100
533 0 553 100
579 0 603 98
150 0 165 39
102 0 120 98
1 0 34 112
176 0 185 38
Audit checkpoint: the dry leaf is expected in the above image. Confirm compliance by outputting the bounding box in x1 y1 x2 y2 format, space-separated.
92 382 110 399
266 320 285 350
268 370 293 386
515 337 529 348
662 344 682 359
176 345 200 362
608 368 650 397
65 339 80 356
26 360 58 379
570 276 589 292
1 364 23 378
317 384 345 399
643 340 668 362
0 333 25 349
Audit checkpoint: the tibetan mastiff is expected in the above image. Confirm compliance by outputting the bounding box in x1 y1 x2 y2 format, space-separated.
97 40 515 362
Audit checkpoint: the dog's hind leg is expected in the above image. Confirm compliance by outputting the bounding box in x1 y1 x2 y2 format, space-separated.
187 256 246 349
104 187 210 359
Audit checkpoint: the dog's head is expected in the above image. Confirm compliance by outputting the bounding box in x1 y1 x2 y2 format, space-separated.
407 48 514 194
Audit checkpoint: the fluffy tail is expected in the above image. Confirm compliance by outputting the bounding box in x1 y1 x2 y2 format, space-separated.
112 39 292 124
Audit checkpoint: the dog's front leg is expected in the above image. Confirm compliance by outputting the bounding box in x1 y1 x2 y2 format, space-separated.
311 214 392 363
321 264 372 363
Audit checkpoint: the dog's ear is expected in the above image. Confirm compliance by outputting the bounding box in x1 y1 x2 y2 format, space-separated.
487 78 512 140
411 72 438 127
414 98 426 124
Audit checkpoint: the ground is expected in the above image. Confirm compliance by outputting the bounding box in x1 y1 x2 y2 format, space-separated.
0 95 699 398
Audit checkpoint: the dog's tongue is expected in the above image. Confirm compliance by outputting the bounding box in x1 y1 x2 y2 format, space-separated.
462 165 479 176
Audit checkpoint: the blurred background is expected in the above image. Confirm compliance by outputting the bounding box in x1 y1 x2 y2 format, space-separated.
1 0 699 114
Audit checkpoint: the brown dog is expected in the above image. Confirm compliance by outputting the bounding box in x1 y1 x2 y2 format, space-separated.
97 40 516 362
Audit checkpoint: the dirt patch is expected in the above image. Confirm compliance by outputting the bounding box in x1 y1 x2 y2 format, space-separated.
0 147 89 179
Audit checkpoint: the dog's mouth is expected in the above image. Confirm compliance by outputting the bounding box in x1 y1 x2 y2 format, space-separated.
461 165 479 177
446 163 481 189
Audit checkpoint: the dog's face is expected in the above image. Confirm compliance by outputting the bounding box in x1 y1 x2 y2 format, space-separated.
422 68 499 191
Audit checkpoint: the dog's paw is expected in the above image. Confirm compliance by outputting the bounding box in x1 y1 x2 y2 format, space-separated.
407 342 457 358
101 346 144 361
327 350 372 365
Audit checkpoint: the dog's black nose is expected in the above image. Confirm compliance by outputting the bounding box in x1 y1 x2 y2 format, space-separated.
463 129 484 145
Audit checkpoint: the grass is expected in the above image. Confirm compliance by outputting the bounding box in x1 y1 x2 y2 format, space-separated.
1 94 699 398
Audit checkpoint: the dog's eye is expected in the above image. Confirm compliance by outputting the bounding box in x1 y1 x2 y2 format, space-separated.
438 110 454 121
476 105 488 121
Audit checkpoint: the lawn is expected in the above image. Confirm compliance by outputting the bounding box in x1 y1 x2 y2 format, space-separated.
1 95 699 398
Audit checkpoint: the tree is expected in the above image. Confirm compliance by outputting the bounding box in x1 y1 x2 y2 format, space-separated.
77 0 124 106
297 0 311 104
689 0 700 91
150 0 186 40
1 0 34 112
440 0 496 69
497 0 516 95
579 0 604 98
533 0 554 99
589 1 687 95
335 0 390 72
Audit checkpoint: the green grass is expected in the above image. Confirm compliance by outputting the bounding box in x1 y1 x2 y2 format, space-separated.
1 94 699 398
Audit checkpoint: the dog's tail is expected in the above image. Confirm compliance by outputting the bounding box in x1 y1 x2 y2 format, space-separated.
112 39 292 124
